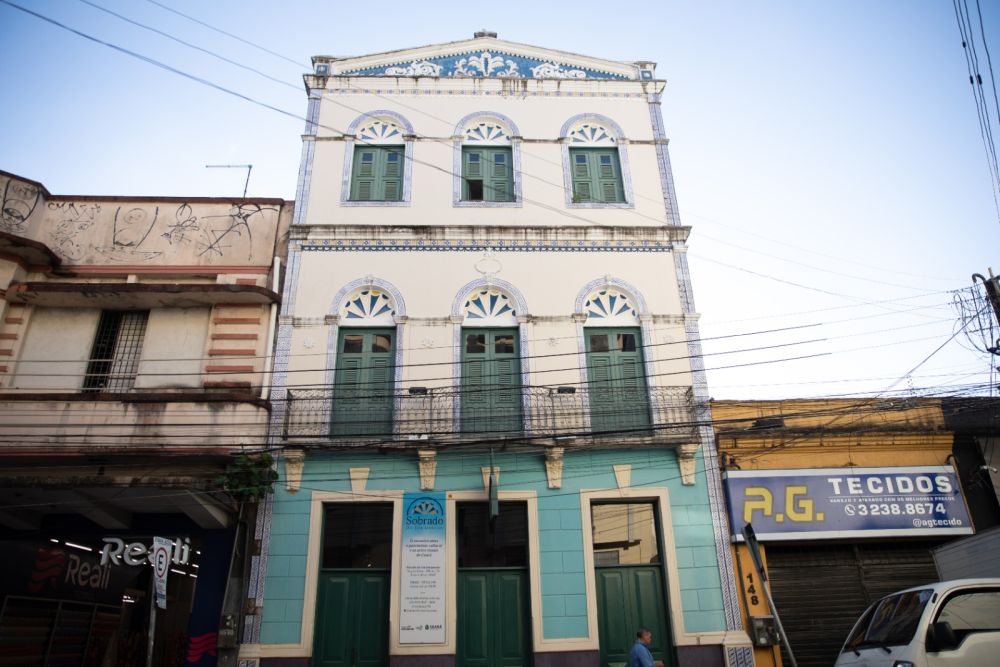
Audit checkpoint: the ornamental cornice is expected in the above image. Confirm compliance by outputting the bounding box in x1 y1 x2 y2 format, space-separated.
294 224 689 246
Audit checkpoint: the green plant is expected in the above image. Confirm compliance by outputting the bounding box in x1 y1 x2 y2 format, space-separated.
217 453 279 502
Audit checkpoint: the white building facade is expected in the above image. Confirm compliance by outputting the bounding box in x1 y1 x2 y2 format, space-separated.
244 33 751 667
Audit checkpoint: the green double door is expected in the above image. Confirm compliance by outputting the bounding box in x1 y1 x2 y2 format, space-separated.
313 571 390 667
585 328 651 436
457 569 531 667
331 329 395 437
595 567 671 667
460 328 522 434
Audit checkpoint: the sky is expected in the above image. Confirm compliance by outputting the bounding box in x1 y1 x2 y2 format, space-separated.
1 0 998 400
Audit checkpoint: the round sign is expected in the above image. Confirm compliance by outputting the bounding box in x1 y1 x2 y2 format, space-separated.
153 544 170 578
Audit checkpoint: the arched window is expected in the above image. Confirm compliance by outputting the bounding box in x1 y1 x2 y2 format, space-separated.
576 281 651 435
341 111 414 206
453 113 522 207
453 281 527 434
560 114 634 208
328 281 405 437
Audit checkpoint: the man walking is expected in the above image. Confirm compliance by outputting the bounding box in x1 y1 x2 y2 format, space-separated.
628 628 664 667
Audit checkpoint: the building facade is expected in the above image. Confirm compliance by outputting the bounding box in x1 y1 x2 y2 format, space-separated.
713 398 997 667
0 170 291 666
242 34 750 667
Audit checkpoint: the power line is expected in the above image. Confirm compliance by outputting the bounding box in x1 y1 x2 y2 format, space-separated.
142 0 307 69
5 0 969 303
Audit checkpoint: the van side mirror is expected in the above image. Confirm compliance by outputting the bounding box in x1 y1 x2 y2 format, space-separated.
926 621 958 652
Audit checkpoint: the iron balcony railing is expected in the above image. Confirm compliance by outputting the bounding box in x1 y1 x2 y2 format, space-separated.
283 385 695 442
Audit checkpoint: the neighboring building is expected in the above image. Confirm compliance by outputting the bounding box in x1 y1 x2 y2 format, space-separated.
0 170 291 666
243 33 751 667
713 398 996 667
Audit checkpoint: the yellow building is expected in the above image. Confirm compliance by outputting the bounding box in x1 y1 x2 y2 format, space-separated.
712 398 980 667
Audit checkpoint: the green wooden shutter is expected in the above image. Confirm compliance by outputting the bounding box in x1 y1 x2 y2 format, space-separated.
596 150 624 203
351 149 377 201
351 147 404 201
486 149 513 202
381 149 402 201
586 328 650 435
332 329 395 436
460 329 522 434
570 148 624 203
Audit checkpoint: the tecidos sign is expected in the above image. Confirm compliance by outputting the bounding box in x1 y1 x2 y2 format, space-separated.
724 466 974 541
99 537 192 566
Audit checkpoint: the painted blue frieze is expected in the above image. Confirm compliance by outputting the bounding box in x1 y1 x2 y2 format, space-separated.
343 51 630 80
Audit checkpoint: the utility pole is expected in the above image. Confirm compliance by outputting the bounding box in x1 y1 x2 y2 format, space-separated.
973 270 1000 356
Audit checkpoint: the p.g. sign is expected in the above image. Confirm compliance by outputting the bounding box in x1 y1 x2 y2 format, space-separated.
724 466 973 541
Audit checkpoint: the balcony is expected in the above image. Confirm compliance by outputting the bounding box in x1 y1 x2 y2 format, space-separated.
283 385 696 445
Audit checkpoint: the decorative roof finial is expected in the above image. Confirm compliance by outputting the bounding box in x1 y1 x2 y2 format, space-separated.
474 29 498 38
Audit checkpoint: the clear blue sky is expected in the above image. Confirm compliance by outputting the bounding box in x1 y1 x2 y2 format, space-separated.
1 0 997 400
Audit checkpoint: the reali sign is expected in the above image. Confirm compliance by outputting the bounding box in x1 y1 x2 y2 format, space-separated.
100 537 192 566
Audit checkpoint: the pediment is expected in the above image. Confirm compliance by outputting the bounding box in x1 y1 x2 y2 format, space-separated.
320 36 652 81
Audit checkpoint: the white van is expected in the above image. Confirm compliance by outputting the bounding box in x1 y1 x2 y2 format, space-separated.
834 579 1000 667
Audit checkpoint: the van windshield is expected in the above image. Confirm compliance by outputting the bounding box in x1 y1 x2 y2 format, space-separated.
843 589 933 652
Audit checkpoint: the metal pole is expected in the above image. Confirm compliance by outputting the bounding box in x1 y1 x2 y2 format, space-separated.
742 524 798 667
757 567 797 667
205 164 253 198
146 576 157 667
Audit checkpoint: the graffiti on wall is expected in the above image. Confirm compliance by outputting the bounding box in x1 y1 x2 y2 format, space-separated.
94 206 164 262
1 178 41 234
47 202 101 261
40 198 278 265
198 204 276 261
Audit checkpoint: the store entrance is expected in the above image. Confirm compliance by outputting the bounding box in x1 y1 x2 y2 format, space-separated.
313 503 392 667
456 502 531 667
591 502 673 667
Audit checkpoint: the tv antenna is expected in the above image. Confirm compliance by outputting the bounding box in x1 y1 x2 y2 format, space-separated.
206 164 253 198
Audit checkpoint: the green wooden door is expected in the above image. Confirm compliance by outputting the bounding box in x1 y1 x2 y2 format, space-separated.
331 329 395 437
585 328 651 436
314 571 390 667
461 329 522 435
457 569 531 667
595 567 671 667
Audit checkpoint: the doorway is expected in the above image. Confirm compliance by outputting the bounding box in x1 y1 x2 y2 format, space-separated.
591 502 672 667
456 502 532 667
313 503 392 667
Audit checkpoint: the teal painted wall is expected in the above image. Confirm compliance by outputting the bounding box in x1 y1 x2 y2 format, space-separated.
258 448 726 645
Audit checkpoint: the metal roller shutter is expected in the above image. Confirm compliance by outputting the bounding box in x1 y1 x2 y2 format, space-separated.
766 542 939 667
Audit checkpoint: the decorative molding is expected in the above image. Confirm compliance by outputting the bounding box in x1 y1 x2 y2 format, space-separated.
338 286 397 325
480 466 500 491
342 50 629 80
284 449 305 493
677 444 700 486
581 287 639 326
544 447 565 489
568 123 617 146
326 86 648 99
418 450 437 490
356 119 405 145
349 467 370 493
559 113 627 142
613 464 631 490
301 239 670 252
461 287 518 326
574 276 649 316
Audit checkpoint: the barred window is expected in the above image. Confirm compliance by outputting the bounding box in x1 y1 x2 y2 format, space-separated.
83 310 149 392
